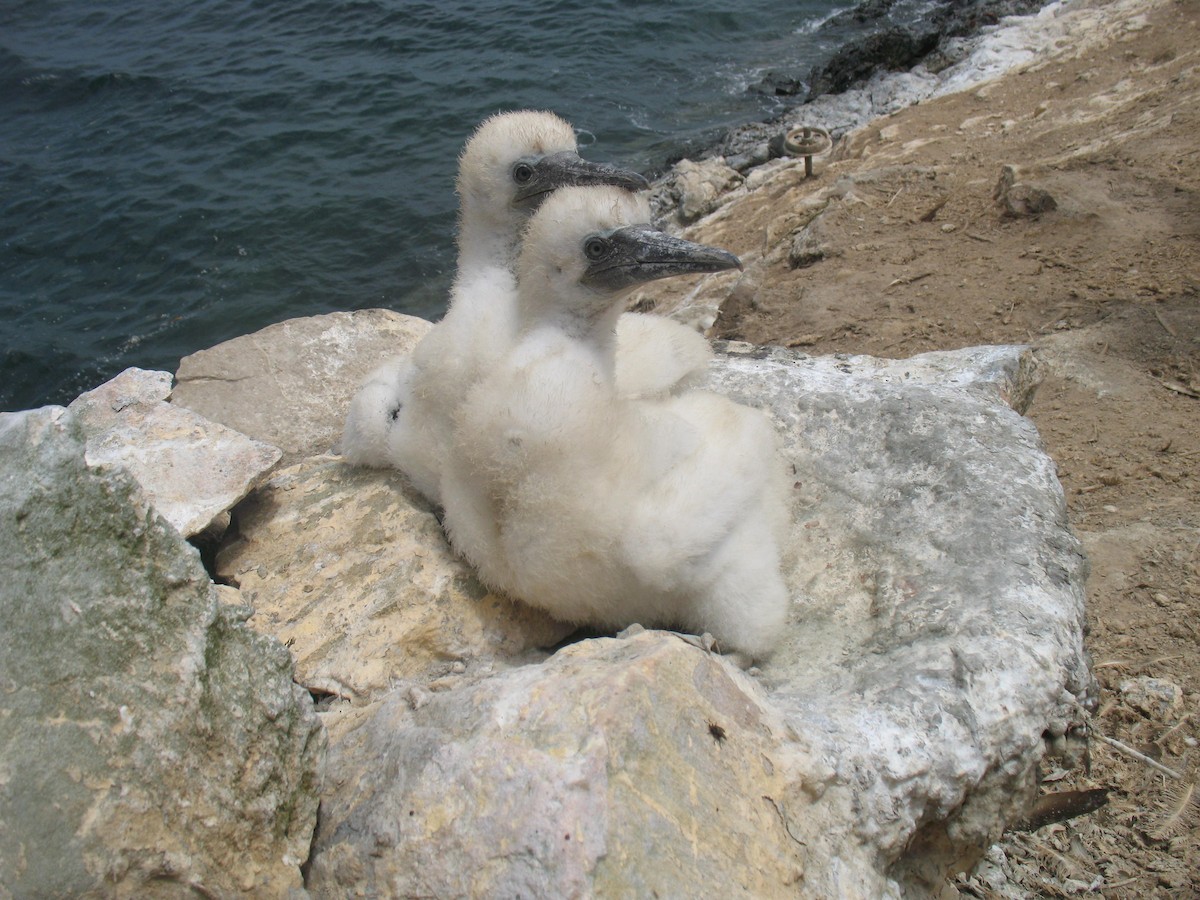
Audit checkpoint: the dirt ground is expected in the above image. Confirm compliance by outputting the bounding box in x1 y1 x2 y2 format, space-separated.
671 0 1199 894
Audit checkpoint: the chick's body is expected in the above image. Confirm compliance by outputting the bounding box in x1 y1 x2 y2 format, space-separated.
342 110 711 506
443 186 790 659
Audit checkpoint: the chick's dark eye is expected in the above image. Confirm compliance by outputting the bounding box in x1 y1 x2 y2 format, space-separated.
584 237 608 260
512 163 535 185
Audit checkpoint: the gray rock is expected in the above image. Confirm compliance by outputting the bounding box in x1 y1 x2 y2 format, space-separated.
725 141 773 172
173 309 430 466
994 165 1058 218
788 214 838 268
299 341 1091 897
806 27 940 100
711 339 1044 414
705 343 1091 893
1118 676 1183 720
67 366 281 538
0 407 324 898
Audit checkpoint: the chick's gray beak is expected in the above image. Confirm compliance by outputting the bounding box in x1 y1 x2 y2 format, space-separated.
512 152 650 206
582 225 743 292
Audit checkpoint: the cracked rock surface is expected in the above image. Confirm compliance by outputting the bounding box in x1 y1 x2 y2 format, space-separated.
202 322 1090 896
67 366 281 538
0 407 323 897
0 314 1092 896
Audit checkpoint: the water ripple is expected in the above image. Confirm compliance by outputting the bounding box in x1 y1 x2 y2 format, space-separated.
3 0 857 409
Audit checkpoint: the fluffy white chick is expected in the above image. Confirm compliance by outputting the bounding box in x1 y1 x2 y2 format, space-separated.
442 185 790 659
341 110 714 503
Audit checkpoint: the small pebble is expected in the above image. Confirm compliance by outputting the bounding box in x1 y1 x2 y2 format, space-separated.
1118 675 1183 718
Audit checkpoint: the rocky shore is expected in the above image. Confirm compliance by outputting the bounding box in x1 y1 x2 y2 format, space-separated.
2 0 1197 895
640 0 1200 893
714 0 1051 167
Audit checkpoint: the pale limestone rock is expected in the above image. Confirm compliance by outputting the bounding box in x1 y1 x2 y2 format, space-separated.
216 454 572 719
0 407 323 898
704 342 1091 893
625 265 744 335
710 340 1044 414
67 366 280 537
173 309 430 466
308 632 813 898
296 340 1090 897
669 158 744 224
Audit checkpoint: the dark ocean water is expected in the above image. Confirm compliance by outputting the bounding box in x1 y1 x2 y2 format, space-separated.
1 0 930 410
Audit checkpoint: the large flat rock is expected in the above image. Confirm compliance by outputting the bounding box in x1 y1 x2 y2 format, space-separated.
706 342 1091 891
173 309 430 467
308 631 810 898
279 337 1091 897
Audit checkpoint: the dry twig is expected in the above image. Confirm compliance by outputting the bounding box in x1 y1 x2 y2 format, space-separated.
887 272 933 289
1159 380 1200 399
1096 733 1183 780
1154 308 1178 337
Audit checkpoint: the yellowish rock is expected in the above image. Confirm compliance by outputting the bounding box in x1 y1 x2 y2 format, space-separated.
217 455 572 705
308 632 815 898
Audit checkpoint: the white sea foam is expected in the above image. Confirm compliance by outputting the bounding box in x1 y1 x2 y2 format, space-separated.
783 0 1088 136
794 6 857 35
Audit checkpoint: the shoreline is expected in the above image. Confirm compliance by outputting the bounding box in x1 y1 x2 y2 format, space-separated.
692 0 1073 172
6 0 1196 891
643 0 1047 177
632 0 1200 890
0 0 1065 413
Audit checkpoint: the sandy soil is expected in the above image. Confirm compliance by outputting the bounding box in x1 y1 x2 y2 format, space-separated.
661 0 1199 893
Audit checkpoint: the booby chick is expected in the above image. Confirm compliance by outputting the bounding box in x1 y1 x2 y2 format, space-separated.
441 186 791 659
341 110 714 502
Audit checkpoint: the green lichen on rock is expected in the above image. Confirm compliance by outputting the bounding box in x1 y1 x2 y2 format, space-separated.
0 407 324 897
